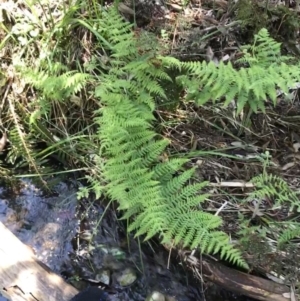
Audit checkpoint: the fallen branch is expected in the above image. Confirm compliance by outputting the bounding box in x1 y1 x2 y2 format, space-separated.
180 251 290 301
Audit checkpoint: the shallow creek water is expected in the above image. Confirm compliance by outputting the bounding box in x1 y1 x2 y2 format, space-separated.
0 179 255 301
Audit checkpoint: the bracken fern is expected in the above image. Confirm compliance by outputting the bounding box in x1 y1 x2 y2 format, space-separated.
93 7 247 268
248 173 300 246
249 173 300 212
178 28 300 113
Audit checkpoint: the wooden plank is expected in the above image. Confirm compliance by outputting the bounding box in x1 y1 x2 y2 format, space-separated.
0 222 78 301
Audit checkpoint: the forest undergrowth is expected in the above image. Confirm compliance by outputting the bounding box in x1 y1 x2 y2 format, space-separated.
1 0 300 295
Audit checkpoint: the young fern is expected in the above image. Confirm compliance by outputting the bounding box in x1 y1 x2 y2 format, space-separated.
93 7 247 268
278 223 300 245
249 173 300 212
22 63 91 102
178 28 300 113
247 172 300 246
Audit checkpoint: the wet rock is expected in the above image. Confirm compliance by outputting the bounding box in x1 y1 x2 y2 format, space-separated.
165 296 177 301
115 267 137 287
95 269 111 285
146 291 165 301
0 180 78 272
102 254 126 271
97 244 126 259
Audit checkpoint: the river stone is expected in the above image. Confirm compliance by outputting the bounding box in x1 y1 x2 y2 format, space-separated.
115 267 137 286
95 269 111 285
165 296 177 301
145 291 165 301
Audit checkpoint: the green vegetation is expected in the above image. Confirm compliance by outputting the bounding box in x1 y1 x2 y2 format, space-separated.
236 0 300 45
2 0 300 279
85 7 246 268
178 28 300 113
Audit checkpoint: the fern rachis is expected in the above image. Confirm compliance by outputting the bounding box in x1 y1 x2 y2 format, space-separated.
91 7 247 268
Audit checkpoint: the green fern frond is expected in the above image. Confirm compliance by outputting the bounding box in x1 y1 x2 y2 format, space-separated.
22 66 91 101
89 6 248 269
162 55 182 68
278 224 300 245
244 172 300 249
180 28 300 113
210 232 246 267
238 28 290 67
250 173 300 212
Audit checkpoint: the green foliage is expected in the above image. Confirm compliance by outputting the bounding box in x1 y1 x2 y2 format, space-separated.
242 154 300 250
249 173 300 212
236 28 290 67
12 50 94 171
272 5 300 42
22 62 91 103
236 0 300 45
178 28 300 113
236 0 268 31
91 7 247 268
278 223 300 245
